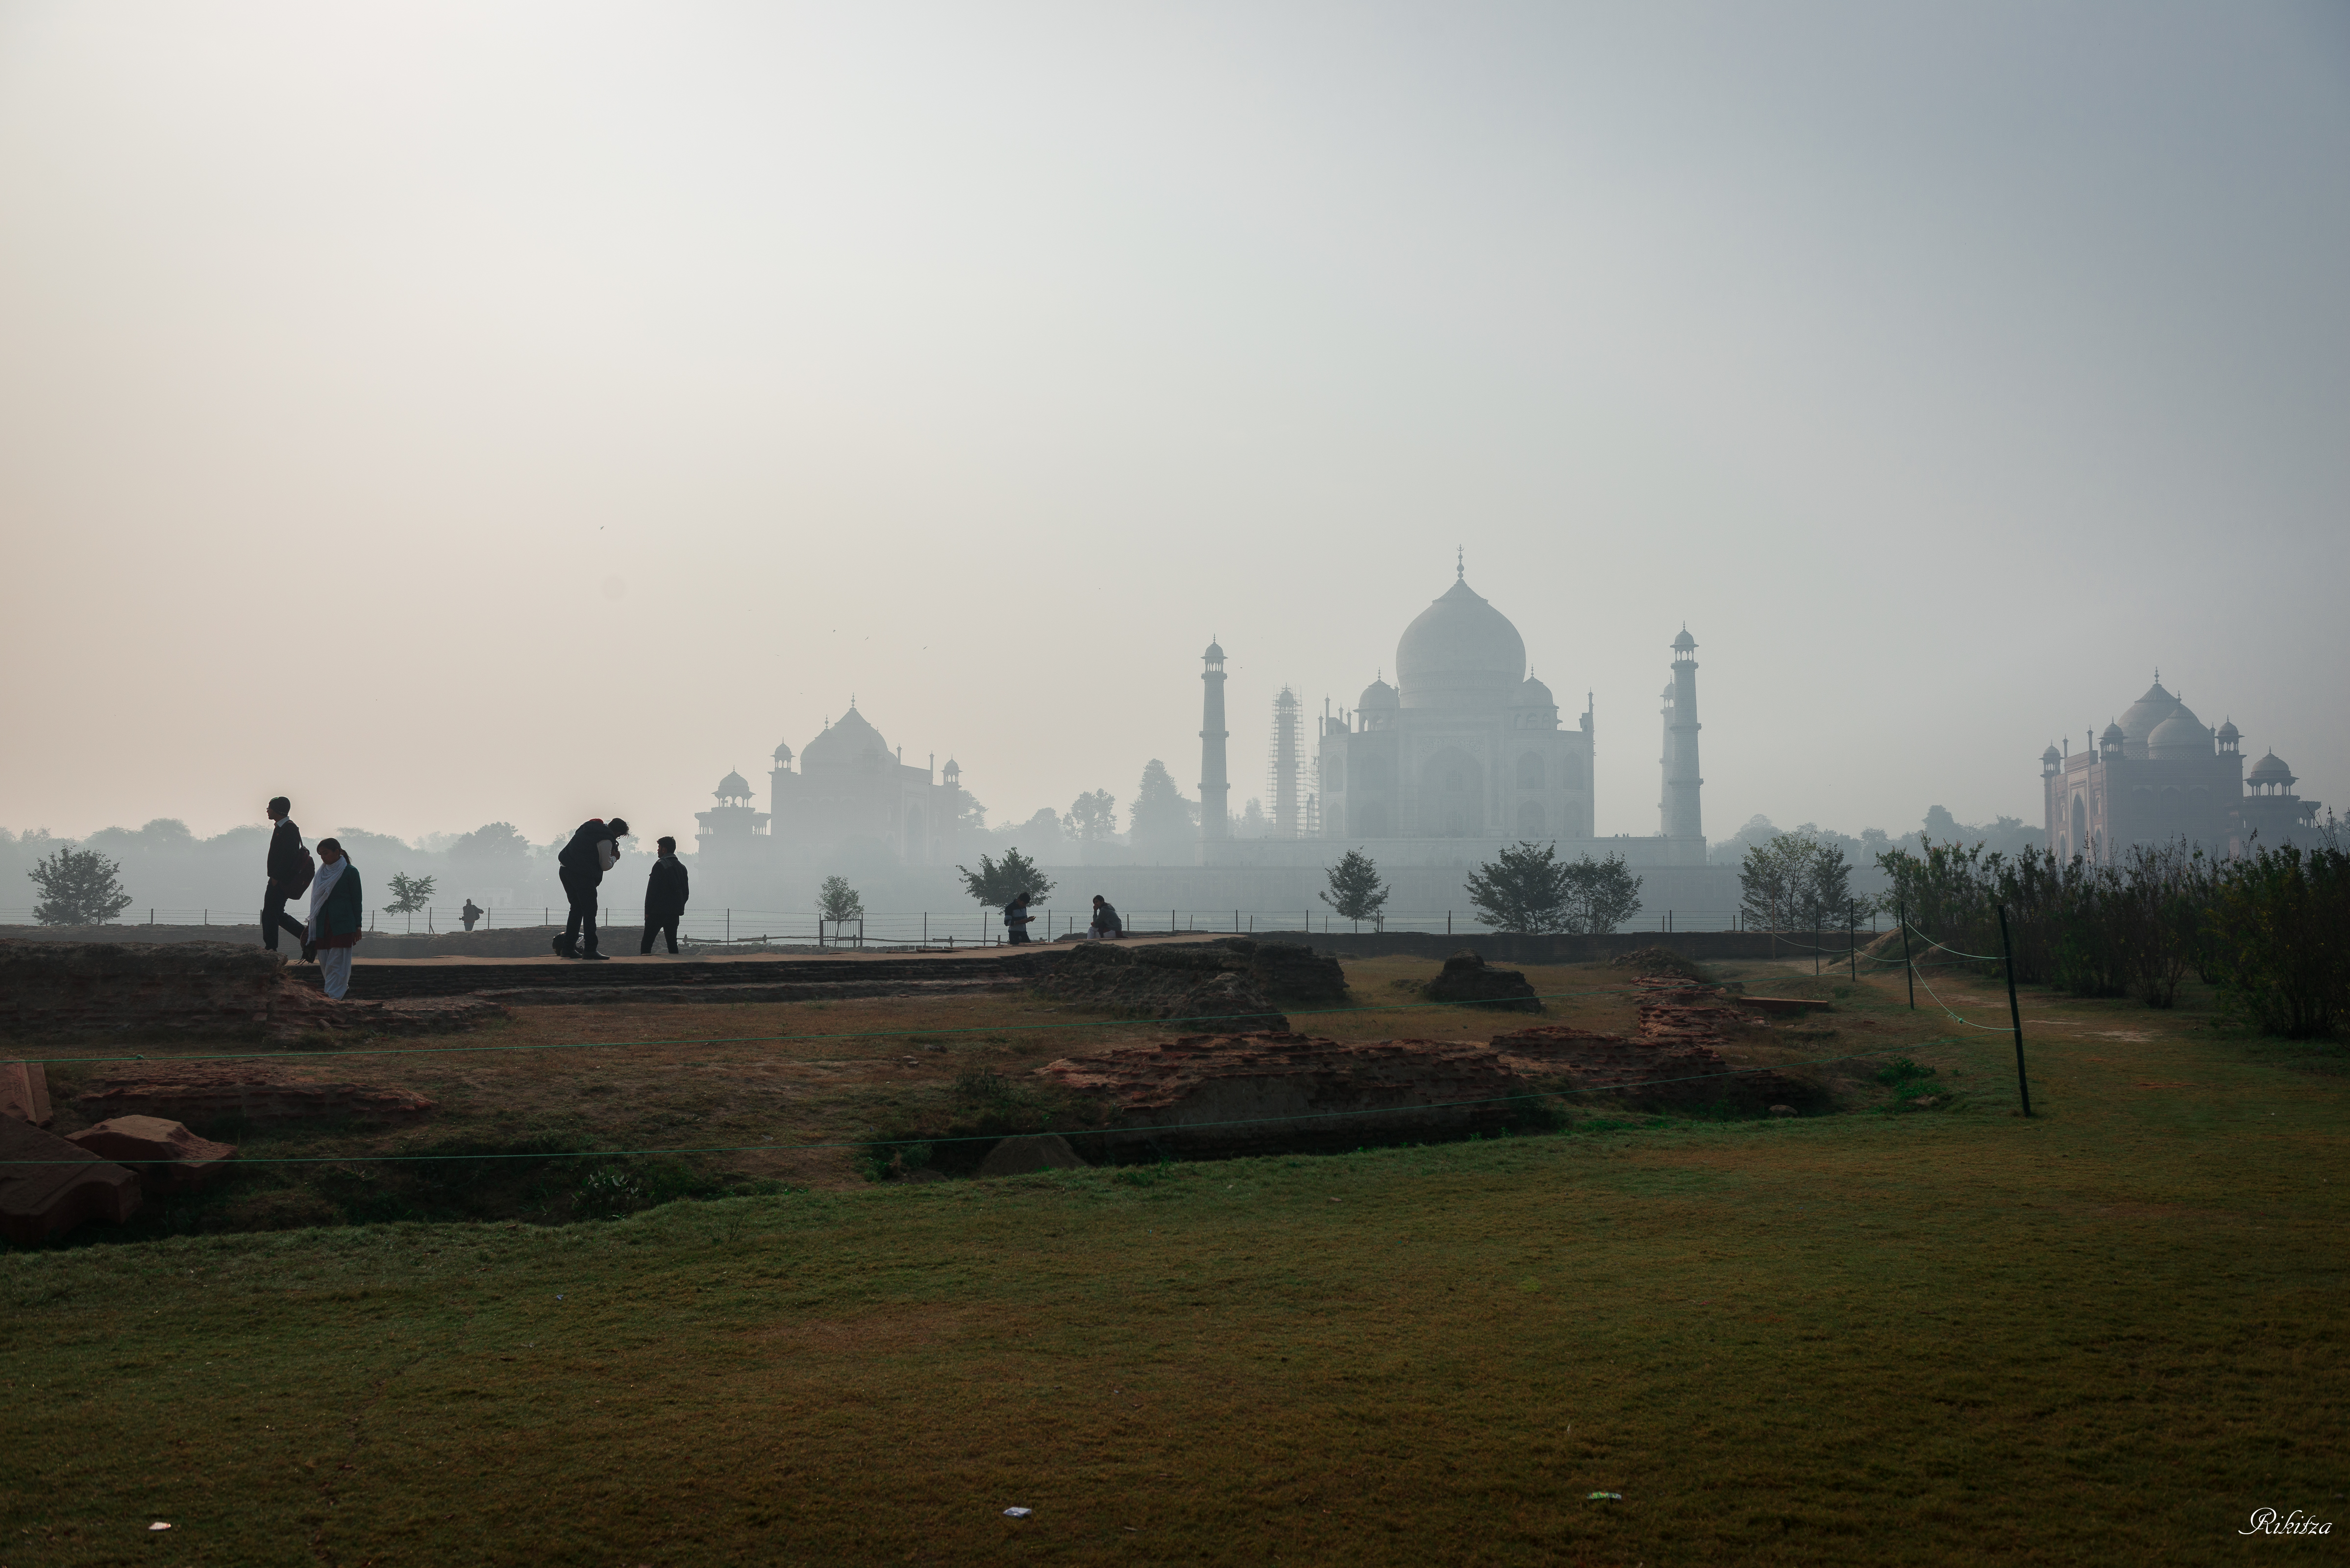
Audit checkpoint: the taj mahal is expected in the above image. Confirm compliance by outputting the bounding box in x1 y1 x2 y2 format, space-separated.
1185 564 1734 918
687 563 1738 919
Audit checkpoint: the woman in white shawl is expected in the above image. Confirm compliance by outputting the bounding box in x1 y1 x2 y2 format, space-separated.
307 838 364 999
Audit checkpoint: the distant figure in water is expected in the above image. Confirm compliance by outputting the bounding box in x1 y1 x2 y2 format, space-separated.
460 898 484 932
1004 891 1035 944
307 838 363 999
1088 895 1123 940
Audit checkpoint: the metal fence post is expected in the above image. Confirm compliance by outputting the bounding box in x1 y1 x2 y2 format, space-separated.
1996 902 2033 1117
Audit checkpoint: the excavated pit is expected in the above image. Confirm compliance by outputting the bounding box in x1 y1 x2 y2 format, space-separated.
1033 975 1827 1159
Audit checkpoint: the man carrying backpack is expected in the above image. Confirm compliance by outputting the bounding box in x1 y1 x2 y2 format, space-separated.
262 796 316 961
555 816 629 960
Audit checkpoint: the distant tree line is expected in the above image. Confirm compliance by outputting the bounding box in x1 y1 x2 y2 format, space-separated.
1869 827 2348 1037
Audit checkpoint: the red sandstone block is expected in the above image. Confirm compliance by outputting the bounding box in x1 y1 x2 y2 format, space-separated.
0 1061 51 1127
65 1115 237 1193
0 1114 141 1247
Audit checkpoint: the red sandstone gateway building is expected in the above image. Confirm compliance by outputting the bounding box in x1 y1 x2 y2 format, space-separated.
2042 676 2322 862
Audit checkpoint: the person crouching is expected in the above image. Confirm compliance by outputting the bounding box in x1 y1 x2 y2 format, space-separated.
1088 895 1123 939
307 838 363 999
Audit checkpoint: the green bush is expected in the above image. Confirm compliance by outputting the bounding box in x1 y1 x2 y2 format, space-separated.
2206 840 2349 1039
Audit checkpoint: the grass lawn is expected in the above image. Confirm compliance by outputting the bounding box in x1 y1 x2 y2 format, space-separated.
2 962 2343 1564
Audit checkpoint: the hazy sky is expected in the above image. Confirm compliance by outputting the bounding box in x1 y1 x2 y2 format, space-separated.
3 1 2344 846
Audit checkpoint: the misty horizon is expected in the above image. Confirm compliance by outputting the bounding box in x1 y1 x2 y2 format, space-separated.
3 2 2344 853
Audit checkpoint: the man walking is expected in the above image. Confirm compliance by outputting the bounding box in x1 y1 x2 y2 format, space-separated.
641 836 690 955
262 796 316 960
460 898 484 932
1004 890 1036 944
555 815 629 960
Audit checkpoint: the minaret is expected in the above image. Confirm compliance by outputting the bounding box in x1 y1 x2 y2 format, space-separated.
1663 627 1703 842
1199 640 1230 840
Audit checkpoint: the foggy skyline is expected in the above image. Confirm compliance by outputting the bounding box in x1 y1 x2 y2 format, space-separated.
3 1 2345 847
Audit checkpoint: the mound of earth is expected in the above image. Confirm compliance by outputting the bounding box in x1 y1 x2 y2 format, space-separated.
0 940 505 1040
1038 1032 1532 1158
1608 945 1707 981
1031 937 1343 1029
1421 950 1541 1011
75 1063 438 1132
1491 979 1822 1113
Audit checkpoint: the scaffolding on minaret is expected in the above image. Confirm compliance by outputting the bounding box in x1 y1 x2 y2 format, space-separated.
1268 686 1303 839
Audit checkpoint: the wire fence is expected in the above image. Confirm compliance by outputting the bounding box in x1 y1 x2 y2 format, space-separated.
1 906 1880 946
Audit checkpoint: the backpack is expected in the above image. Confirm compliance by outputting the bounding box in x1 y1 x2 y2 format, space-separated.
280 844 317 899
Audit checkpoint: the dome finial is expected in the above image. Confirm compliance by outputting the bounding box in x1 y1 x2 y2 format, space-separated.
1456 545 1464 581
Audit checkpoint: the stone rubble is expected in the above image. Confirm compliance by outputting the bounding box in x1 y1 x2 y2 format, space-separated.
1029 938 1335 1031
75 1064 437 1129
1039 1031 1533 1158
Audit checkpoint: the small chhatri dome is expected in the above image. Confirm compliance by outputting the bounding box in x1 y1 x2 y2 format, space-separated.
1518 673 1556 707
1357 676 1400 710
2148 705 2211 758
2042 744 2062 763
1395 576 1526 709
942 757 962 780
772 739 793 763
1671 627 1697 655
2101 721 2127 747
2215 719 2240 743
1204 639 1225 660
2248 750 2296 785
716 770 752 800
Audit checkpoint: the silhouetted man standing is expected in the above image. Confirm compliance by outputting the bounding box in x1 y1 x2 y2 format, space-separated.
641 836 689 955
262 796 315 960
460 898 484 932
555 815 628 960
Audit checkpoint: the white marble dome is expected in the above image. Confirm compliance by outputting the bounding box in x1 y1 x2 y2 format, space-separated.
1395 578 1526 709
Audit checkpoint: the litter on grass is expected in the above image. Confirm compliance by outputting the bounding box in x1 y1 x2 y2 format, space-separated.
1003 1507 1033 1519
1587 1492 1622 1501
149 1522 172 1531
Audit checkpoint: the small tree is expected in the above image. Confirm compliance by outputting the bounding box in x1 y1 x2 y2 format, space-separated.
817 875 865 921
27 844 133 927
1739 834 1813 933
383 872 436 916
1319 849 1391 930
1065 790 1117 842
1128 759 1198 857
1463 841 1575 934
1561 853 1644 934
957 847 1057 909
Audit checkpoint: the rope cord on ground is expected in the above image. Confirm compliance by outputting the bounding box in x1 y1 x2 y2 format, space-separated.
0 1036 1991 1166
1907 960 2016 1033
1903 921 2007 963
